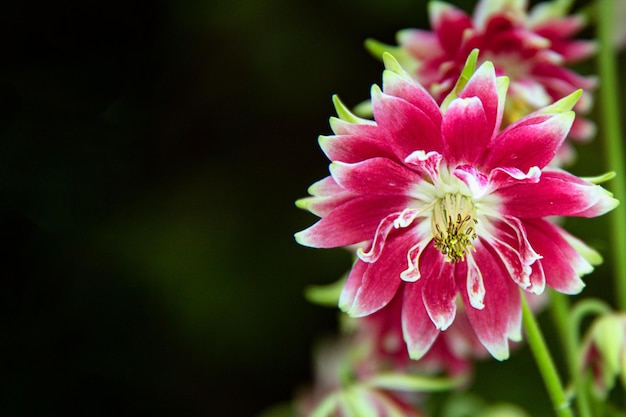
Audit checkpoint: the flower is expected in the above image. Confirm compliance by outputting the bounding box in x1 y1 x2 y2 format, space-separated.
295 336 427 417
366 0 597 160
295 52 618 360
580 312 626 398
294 327 438 417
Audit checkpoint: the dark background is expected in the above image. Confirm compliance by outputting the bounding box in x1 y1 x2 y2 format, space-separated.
0 0 620 416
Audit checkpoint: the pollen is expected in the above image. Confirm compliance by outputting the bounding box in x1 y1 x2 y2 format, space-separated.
431 193 478 263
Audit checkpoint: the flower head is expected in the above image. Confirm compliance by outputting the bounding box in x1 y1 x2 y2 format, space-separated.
295 53 618 360
366 0 597 160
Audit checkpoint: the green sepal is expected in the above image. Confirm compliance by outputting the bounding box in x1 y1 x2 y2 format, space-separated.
581 171 616 185
352 99 373 119
382 52 412 78
481 404 532 417
365 38 416 74
562 232 604 266
332 95 369 124
309 392 340 417
440 49 480 112
343 387 378 417
441 393 531 417
365 38 403 62
535 89 582 115
366 372 466 392
304 276 346 307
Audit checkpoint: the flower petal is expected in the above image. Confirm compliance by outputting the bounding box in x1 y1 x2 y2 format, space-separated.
483 111 575 171
429 1 473 54
382 56 442 126
397 28 442 61
371 85 444 159
420 244 457 330
523 219 589 294
330 158 423 196
348 233 411 317
319 134 396 164
459 245 522 360
458 61 503 141
296 176 356 217
402 283 440 360
295 195 411 248
442 96 490 165
339 259 368 313
499 168 619 218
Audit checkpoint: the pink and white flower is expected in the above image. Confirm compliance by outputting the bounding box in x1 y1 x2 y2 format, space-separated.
295 53 618 360
367 0 597 156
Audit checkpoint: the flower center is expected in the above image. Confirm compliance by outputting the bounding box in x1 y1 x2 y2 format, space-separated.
431 193 478 263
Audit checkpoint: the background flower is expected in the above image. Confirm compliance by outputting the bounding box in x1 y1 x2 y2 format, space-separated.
366 0 597 163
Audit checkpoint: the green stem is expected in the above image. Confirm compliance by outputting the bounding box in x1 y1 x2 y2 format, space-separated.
550 292 593 417
522 294 574 417
597 0 626 310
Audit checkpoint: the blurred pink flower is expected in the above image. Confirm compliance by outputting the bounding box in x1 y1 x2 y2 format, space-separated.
367 0 597 160
294 334 427 417
296 54 617 360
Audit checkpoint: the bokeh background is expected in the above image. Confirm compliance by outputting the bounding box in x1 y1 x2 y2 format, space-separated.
0 0 622 416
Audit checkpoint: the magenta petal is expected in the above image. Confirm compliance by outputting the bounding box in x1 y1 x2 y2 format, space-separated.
296 176 356 216
533 15 586 39
430 1 473 55
295 195 411 248
397 29 442 61
330 158 422 196
382 68 442 127
523 219 587 294
442 96 490 165
459 247 521 360
482 111 574 171
307 176 343 197
496 215 542 266
569 117 597 142
319 134 396 163
348 233 410 317
486 236 532 291
499 168 618 218
298 191 355 217
458 61 502 140
339 259 368 312
402 283 439 360
358 212 404 263
372 88 444 158
330 117 379 136
420 244 457 330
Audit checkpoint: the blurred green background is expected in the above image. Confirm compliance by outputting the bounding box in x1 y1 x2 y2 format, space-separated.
0 0 621 416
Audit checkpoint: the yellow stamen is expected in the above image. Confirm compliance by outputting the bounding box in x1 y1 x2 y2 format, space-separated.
431 193 478 263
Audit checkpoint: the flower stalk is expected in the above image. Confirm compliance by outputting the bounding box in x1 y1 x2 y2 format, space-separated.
522 294 573 417
597 0 626 310
551 292 593 417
